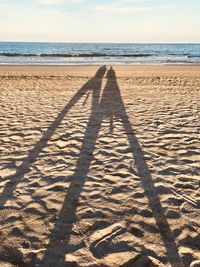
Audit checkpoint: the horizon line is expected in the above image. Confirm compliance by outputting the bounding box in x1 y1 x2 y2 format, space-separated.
0 41 200 45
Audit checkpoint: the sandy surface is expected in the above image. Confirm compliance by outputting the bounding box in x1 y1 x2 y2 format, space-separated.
0 65 200 267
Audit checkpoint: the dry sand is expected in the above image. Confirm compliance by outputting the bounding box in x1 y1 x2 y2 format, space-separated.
0 65 199 267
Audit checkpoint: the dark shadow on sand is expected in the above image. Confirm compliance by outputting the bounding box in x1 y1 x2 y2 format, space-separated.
41 67 184 267
0 66 107 208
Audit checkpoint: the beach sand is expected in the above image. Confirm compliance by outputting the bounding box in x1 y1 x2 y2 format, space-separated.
0 65 200 267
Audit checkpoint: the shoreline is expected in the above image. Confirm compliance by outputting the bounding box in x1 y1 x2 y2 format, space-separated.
1 63 200 66
1 64 200 71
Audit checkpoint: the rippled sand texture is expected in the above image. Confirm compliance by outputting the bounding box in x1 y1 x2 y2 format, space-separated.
0 65 200 267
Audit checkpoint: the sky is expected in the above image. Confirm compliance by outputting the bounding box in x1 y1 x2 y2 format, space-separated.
0 0 200 43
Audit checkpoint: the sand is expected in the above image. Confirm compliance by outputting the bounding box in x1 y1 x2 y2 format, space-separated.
0 65 199 267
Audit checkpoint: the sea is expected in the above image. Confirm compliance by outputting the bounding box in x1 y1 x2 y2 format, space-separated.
0 42 200 65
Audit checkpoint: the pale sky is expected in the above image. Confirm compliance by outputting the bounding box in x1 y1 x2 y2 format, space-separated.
0 0 200 43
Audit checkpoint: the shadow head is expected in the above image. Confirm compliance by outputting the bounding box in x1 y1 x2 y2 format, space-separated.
107 66 116 78
94 65 107 78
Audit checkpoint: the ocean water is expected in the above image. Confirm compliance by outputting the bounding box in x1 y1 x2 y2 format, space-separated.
0 42 200 65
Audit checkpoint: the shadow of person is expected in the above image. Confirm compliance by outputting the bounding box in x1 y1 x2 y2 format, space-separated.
0 66 106 209
40 69 107 266
41 67 184 267
101 67 184 267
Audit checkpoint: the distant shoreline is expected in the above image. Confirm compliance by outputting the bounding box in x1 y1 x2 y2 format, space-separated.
1 63 200 67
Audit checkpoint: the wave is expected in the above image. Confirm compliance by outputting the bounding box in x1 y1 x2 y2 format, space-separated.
0 52 152 58
187 55 200 58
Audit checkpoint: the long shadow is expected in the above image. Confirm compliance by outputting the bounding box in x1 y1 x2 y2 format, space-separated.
41 67 184 267
41 74 106 266
103 68 184 267
0 66 107 208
